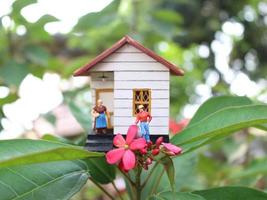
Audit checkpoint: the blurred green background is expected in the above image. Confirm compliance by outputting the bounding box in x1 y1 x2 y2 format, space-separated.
0 0 267 199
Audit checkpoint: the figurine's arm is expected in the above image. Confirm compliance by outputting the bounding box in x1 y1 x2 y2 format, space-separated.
91 109 96 116
91 109 99 118
147 113 152 123
104 106 110 118
135 115 139 125
106 110 110 118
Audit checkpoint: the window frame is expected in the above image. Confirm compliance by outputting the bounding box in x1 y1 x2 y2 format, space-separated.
132 88 151 116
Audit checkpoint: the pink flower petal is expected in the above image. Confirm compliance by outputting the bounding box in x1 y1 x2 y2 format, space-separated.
162 143 182 155
122 150 136 170
106 148 125 164
113 134 126 148
126 125 138 144
129 138 147 150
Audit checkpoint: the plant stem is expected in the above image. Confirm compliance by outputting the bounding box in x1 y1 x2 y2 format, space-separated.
141 161 159 188
150 168 164 195
89 178 115 200
118 168 135 186
118 167 136 199
111 181 124 200
134 166 142 200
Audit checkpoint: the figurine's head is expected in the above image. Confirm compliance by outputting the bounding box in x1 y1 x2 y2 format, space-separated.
97 99 103 106
138 105 144 112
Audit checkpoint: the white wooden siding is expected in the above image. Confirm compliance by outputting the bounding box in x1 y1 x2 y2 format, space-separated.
115 71 169 81
103 52 155 62
114 126 169 135
114 117 169 126
114 89 169 99
91 81 114 89
114 70 169 135
115 81 169 90
115 44 142 53
114 99 169 108
115 108 169 117
90 62 169 72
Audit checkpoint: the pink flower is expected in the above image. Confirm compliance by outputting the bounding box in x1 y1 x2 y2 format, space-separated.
106 125 147 171
162 143 182 156
169 118 190 135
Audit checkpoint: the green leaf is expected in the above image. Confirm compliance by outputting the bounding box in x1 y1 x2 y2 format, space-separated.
74 0 120 30
194 186 267 200
152 10 183 24
0 159 89 200
84 157 116 184
141 154 198 200
0 61 29 87
41 134 76 145
171 104 267 153
255 123 267 131
0 93 18 107
27 15 58 42
159 157 175 190
35 14 59 25
11 0 37 24
24 45 51 66
67 101 92 132
0 139 103 168
149 191 205 200
171 153 199 190
12 0 37 12
188 96 252 127
230 158 267 179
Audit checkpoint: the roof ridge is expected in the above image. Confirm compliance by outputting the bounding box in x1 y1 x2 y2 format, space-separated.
73 35 184 76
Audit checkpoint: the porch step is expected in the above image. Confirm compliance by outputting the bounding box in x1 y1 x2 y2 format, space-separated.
85 134 169 152
85 145 113 152
86 133 114 152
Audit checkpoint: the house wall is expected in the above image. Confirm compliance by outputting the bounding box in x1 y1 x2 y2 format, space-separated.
90 44 170 135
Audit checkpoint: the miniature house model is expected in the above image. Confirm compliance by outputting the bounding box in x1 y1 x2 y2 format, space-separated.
74 36 184 151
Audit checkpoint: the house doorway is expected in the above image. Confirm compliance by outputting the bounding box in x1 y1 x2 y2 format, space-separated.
95 89 114 132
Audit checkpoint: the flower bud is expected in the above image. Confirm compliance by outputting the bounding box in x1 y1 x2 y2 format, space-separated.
152 149 160 156
147 141 153 148
146 157 152 165
156 136 163 147
140 148 147 155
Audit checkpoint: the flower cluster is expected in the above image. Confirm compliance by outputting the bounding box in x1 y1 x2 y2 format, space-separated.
106 125 182 172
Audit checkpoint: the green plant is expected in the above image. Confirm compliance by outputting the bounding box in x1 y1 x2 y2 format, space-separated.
0 96 267 200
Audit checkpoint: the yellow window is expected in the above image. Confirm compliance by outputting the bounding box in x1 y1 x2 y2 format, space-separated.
132 89 151 116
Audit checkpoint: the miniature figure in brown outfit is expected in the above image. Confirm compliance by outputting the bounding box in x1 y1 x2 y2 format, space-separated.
92 99 109 134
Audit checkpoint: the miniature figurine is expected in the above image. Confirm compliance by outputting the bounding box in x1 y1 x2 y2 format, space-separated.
92 99 109 134
135 105 152 142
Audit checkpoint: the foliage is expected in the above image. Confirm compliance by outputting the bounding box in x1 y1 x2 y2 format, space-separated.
1 0 267 199
0 160 90 200
0 96 267 200
0 139 102 168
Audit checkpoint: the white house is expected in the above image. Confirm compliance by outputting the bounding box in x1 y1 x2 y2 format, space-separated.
74 36 184 151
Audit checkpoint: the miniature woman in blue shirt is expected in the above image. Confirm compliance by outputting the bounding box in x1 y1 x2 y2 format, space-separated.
92 99 109 134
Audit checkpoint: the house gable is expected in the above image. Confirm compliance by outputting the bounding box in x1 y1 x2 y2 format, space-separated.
73 36 184 76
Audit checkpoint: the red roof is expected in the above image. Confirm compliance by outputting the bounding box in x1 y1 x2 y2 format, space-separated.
73 35 184 76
